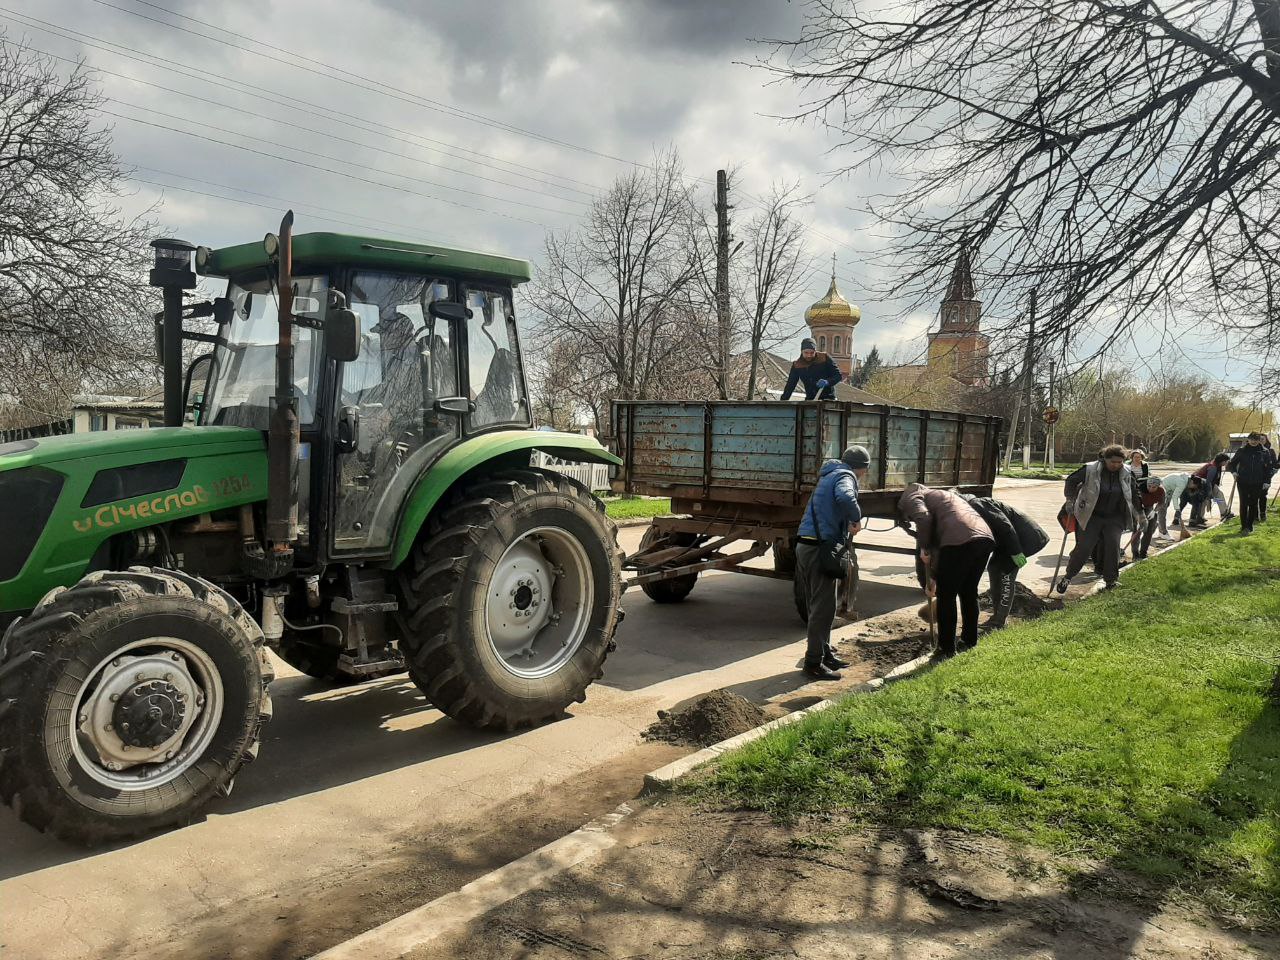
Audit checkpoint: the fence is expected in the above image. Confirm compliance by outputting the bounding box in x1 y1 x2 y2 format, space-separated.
531 452 612 492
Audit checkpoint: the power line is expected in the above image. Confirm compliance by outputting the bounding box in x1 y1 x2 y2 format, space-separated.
132 169 481 246
106 96 582 217
0 10 602 194
2 37 595 206
103 109 553 227
88 0 644 169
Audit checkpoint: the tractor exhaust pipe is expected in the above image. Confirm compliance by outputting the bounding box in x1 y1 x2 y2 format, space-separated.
266 211 299 555
148 238 198 427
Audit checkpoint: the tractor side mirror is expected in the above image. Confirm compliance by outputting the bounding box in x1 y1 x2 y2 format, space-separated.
325 307 361 362
336 405 360 453
427 300 471 323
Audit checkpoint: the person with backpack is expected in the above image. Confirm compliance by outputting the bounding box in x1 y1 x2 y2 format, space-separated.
960 494 1050 628
1227 432 1271 535
1055 444 1144 593
794 446 869 680
898 483 994 657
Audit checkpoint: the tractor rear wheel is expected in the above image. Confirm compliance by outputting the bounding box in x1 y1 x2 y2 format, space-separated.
637 526 700 603
398 469 622 730
0 567 271 844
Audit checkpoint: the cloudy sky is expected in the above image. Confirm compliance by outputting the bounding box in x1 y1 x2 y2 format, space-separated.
4 0 1271 409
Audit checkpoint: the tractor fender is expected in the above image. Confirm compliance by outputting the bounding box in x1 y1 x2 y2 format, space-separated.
387 431 619 569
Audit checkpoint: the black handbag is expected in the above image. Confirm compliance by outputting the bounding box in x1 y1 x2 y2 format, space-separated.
806 496 850 579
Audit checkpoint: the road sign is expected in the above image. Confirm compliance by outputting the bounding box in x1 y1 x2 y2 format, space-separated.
1042 407 1060 425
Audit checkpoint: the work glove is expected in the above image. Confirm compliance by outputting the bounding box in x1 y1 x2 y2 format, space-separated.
816 379 829 389
1012 553 1028 568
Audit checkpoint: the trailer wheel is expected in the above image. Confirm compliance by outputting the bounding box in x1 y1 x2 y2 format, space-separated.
637 526 700 603
772 536 798 576
399 469 622 730
0 568 271 844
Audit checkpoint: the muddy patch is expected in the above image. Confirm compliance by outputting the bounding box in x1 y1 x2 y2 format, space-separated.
978 581 1063 619
644 689 768 747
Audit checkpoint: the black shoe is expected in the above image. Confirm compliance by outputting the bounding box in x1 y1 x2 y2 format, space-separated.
1221 512 1236 521
1171 517 1181 526
1189 520 1208 528
932 647 957 661
1054 575 1069 595
1136 551 1148 560
803 662 842 681
823 650 851 670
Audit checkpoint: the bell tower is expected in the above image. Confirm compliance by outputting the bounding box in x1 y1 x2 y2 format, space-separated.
927 248 990 385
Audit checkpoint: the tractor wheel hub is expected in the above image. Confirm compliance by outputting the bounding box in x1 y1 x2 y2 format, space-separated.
114 679 187 748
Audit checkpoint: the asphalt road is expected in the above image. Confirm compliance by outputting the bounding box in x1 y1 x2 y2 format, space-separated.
0 465 1244 959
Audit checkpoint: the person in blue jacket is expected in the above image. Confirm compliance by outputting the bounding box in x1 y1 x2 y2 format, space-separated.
781 338 843 401
794 446 868 680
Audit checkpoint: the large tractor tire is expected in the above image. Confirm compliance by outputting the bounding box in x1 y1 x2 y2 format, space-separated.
0 568 271 844
398 468 622 731
637 526 699 604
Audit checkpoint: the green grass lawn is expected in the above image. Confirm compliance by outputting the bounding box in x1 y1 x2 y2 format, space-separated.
1000 461 1083 481
699 520 1280 922
603 496 671 521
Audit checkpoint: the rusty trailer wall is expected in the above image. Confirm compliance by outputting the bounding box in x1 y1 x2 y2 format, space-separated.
612 400 1001 516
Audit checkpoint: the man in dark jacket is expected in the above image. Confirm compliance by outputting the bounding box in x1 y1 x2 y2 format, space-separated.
1227 433 1271 534
961 495 1050 627
794 446 869 680
781 338 843 401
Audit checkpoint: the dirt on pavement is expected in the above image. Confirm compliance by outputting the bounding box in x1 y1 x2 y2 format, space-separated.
405 802 1272 960
643 689 769 747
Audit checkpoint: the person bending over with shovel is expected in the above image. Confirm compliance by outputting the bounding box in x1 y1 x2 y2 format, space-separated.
898 484 994 659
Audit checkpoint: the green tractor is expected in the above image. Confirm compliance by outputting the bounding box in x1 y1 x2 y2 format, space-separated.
0 214 623 844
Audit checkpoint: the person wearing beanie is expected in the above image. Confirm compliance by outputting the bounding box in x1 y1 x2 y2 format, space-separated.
793 445 869 680
780 337 844 401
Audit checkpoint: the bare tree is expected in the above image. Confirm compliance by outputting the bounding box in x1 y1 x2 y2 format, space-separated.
764 1 1280 396
0 38 158 419
530 150 706 418
735 183 813 400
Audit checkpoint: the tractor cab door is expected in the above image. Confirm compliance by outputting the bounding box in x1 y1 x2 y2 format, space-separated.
331 271 460 555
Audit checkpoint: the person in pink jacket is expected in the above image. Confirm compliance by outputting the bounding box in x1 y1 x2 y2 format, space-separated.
898 483 995 657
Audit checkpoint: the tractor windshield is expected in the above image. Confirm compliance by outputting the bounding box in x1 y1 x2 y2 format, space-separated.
203 274 329 429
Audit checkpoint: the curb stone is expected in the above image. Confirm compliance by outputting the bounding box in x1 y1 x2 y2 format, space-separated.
312 803 636 959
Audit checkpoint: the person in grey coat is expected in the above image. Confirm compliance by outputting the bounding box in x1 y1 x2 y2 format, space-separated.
1055 444 1144 592
794 446 869 680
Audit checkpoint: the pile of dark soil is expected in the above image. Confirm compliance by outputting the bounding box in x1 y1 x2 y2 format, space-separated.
978 581 1062 619
644 689 768 747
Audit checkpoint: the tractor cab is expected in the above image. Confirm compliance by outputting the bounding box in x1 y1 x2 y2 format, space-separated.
188 230 536 562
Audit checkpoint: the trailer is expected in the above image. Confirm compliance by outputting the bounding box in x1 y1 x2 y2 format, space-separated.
612 400 1003 609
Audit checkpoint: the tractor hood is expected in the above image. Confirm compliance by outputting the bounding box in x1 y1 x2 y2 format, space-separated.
0 426 264 470
0 427 267 614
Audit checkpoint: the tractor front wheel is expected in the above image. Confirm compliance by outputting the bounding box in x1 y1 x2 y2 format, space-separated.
398 469 622 730
0 568 271 844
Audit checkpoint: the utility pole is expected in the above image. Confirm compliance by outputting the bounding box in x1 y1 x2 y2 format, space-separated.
1022 289 1036 468
714 169 731 401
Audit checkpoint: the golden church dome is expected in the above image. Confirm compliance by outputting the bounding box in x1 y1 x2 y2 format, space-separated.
804 273 860 327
